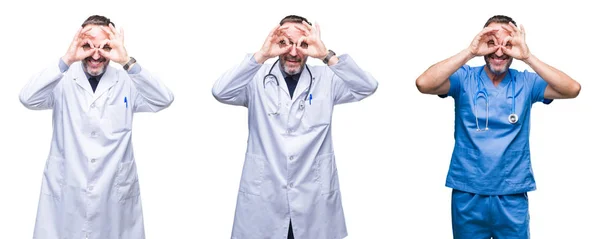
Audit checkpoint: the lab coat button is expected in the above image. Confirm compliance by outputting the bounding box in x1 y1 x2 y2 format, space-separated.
91 131 97 137
289 156 294 161
88 186 94 191
90 158 96 163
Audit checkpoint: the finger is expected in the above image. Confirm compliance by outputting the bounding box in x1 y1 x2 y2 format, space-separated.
275 25 290 36
99 39 111 49
298 36 309 46
274 44 293 56
480 26 500 36
71 27 83 42
267 24 281 38
302 21 312 31
119 27 125 42
492 34 499 46
83 48 96 58
501 46 514 56
98 48 111 58
295 45 308 56
83 39 95 48
501 25 515 35
502 36 512 46
101 26 116 40
520 24 526 36
80 25 93 37
109 24 119 36
315 22 321 36
272 35 288 46
294 25 310 36
509 22 519 32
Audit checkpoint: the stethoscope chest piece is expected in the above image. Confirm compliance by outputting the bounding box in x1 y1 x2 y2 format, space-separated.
508 113 518 124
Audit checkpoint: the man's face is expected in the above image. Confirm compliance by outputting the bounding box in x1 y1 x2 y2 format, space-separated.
484 22 513 76
278 22 308 75
81 25 110 76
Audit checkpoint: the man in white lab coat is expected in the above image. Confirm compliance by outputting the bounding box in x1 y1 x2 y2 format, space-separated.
20 15 174 239
213 15 378 239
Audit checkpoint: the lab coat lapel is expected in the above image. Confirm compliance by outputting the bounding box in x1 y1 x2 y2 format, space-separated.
73 65 94 96
273 64 291 99
292 66 311 102
93 66 118 101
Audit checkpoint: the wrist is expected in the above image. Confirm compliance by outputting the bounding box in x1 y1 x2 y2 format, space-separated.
322 49 336 65
61 56 74 66
118 56 130 66
253 52 269 64
522 53 535 65
463 48 476 60
122 57 137 71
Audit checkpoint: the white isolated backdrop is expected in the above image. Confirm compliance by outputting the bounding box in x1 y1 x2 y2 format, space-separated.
0 0 597 238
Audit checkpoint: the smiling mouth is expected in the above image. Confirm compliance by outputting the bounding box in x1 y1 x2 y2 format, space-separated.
86 58 106 68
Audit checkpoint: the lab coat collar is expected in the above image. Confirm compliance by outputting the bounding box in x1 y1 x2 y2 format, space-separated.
73 62 118 101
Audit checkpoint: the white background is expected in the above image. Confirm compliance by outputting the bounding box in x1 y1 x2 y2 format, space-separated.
1 0 598 238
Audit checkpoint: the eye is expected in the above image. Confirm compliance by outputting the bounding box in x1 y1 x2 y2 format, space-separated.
102 45 112 51
487 40 495 46
300 42 308 48
505 42 512 47
82 44 91 50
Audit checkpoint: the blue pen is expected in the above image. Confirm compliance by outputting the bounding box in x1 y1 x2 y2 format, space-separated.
124 97 128 108
309 94 312 105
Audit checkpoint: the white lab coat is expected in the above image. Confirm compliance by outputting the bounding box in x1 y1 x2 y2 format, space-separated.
213 54 378 239
20 61 174 239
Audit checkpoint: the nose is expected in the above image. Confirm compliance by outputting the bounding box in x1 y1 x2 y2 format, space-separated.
289 45 297 56
92 49 101 60
494 46 504 57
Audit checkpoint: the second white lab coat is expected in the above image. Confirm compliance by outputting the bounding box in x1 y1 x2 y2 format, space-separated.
20 61 173 239
213 54 378 239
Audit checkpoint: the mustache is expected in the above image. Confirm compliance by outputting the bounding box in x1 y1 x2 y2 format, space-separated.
84 56 107 62
284 55 302 61
486 54 509 60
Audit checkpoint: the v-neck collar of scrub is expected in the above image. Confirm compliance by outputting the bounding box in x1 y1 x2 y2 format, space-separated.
479 66 512 96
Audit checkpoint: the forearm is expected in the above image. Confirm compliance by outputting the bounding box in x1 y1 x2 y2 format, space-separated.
19 61 64 110
416 49 473 94
212 54 262 105
129 64 174 112
523 55 581 98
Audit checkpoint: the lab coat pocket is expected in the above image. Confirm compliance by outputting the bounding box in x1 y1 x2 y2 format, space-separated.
41 156 65 199
302 98 331 129
239 153 265 196
316 153 339 195
115 161 140 202
107 105 132 133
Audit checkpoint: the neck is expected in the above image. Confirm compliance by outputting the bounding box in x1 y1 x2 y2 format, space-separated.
484 66 507 87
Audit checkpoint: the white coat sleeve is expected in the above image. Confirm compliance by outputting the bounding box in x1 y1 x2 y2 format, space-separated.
130 66 175 113
19 62 65 110
329 54 378 105
212 54 262 107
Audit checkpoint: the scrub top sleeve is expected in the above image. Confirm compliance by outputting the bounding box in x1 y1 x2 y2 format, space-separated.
528 70 553 104
439 65 468 99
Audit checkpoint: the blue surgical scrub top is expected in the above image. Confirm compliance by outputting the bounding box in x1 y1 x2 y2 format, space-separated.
440 65 551 195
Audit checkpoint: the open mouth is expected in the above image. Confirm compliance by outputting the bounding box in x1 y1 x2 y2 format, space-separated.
86 57 106 68
488 55 509 65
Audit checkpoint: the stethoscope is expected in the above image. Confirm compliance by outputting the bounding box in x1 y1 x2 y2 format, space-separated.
263 59 313 116
473 67 518 131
